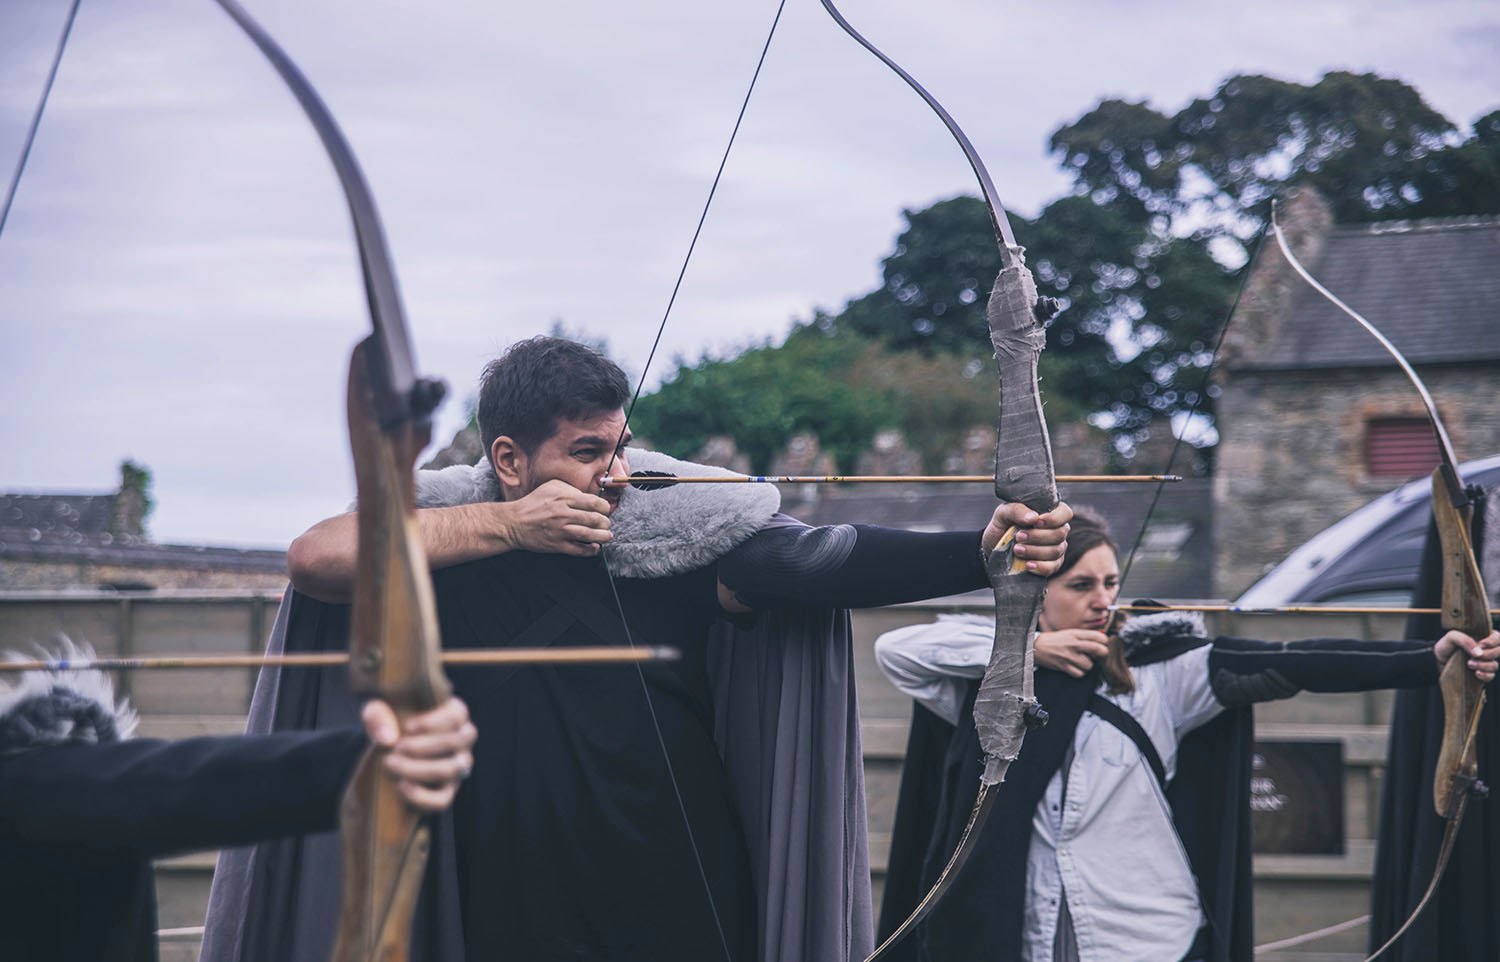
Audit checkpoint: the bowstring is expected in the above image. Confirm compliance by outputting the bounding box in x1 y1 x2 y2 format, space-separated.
0 0 83 239
598 4 789 960
1115 217 1270 598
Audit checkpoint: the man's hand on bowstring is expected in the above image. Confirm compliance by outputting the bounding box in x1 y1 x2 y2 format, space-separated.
499 479 615 557
983 501 1072 577
362 696 478 812
1434 628 1500 684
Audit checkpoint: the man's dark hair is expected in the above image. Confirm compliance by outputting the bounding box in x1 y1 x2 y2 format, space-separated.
477 336 631 456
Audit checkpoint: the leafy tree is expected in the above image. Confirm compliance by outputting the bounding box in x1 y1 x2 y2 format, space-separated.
1051 72 1497 256
815 193 1234 436
1399 109 1500 217
629 334 901 472
634 71 1498 466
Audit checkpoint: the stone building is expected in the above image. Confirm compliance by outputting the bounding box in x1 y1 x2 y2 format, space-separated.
0 463 286 591
1213 188 1500 597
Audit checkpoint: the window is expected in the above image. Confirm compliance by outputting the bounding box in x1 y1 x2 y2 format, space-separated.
1364 418 1440 478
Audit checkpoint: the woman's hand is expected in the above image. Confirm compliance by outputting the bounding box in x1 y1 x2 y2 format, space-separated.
1035 628 1111 678
362 696 478 812
1434 629 1500 684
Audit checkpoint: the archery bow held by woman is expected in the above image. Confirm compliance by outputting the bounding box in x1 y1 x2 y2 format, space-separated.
874 508 1498 962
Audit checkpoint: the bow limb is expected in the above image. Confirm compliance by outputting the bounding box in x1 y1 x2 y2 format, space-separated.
212 2 451 959
814 4 1058 958
1269 204 1490 962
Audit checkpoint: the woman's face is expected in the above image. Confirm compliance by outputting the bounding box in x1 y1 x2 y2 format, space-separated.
1039 544 1120 632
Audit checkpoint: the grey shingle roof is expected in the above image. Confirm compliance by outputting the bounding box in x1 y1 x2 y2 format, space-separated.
0 492 284 572
1249 216 1500 370
0 493 119 545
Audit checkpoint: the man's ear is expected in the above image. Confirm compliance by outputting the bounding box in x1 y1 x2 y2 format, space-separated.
490 436 524 489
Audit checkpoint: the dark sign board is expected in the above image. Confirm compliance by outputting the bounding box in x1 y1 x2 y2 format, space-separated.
1250 740 1344 855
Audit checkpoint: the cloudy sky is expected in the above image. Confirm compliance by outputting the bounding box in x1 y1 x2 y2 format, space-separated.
2 0 1497 549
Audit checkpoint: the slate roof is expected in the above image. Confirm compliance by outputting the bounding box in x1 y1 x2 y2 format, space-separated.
776 477 1214 600
1 493 120 545
1242 216 1500 370
0 492 285 574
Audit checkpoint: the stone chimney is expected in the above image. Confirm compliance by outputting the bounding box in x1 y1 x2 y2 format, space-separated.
1220 185 1334 372
110 460 151 541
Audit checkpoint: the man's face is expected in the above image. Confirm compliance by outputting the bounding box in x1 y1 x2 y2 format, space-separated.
513 408 632 513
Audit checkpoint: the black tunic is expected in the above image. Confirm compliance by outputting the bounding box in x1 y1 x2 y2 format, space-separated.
434 550 756 962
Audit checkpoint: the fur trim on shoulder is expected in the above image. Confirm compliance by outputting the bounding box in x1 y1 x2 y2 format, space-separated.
1116 610 1207 658
410 448 781 579
415 459 501 508
605 449 780 578
0 638 138 754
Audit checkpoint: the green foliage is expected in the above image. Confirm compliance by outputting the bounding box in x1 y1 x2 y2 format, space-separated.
1051 72 1496 247
812 193 1235 436
630 328 1004 472
629 334 901 471
632 71 1497 467
119 460 153 514
1399 109 1500 217
111 459 154 539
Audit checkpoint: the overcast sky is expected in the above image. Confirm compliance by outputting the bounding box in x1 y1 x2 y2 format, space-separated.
2 0 1497 549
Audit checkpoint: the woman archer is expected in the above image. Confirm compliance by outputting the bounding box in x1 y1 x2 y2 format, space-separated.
874 508 1498 962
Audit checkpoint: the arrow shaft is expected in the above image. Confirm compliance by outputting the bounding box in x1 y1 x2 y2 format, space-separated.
1114 603 1500 615
605 474 1181 485
1 646 680 672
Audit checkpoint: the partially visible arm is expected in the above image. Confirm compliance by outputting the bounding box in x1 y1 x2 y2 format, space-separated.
1205 635 1475 709
288 479 616 602
873 617 991 725
716 525 988 612
0 696 475 857
713 501 1070 613
288 503 518 602
0 729 367 857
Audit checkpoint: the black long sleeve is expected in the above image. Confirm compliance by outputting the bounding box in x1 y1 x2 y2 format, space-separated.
1207 637 1439 707
0 728 366 858
717 524 988 609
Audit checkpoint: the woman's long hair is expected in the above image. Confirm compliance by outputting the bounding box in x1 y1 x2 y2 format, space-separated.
1045 507 1133 694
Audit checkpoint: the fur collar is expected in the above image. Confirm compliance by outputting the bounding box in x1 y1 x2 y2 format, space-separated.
414 448 780 579
0 639 138 755
1116 609 1208 660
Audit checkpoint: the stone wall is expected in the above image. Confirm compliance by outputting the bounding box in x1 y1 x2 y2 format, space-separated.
0 556 287 591
1213 364 1500 596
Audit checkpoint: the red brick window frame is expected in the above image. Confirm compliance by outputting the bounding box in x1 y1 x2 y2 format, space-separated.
1364 417 1440 479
